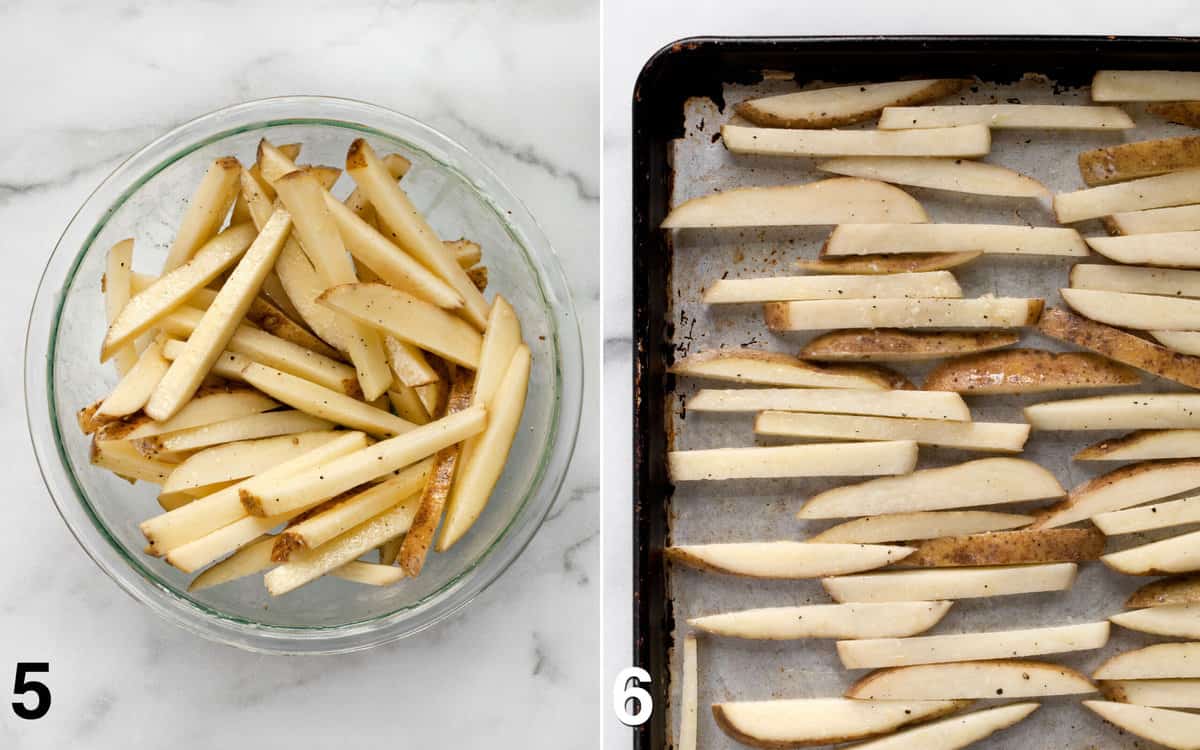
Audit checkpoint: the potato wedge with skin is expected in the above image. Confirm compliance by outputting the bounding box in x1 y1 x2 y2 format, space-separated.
660 178 929 229
922 349 1139 394
1102 679 1200 708
319 282 482 369
764 298 1044 331
1036 307 1200 390
689 388 969 420
100 385 277 442
809 511 1034 544
722 124 991 158
90 438 175 484
1085 232 1200 269
703 271 962 304
817 157 1048 198
1079 136 1200 186
1026 395 1200 431
669 441 918 482
670 350 899 390
1128 575 1200 608
1096 643 1200 680
734 79 968 129
1103 529 1200 576
801 330 1018 363
689 601 953 640
880 103 1133 130
1054 168 1200 223
1033 459 1200 529
830 703 1038 750
1093 495 1200 535
901 528 1106 567
755 411 1029 453
1111 604 1200 639
101 223 257 361
1086 701 1200 750
103 238 138 373
1107 204 1200 235
711 698 969 750
97 336 170 417
666 541 913 579
239 363 413 438
823 224 1087 257
1079 430 1200 462
837 622 1110 669
162 156 241 272
797 458 1064 519
678 634 697 750
1071 264 1200 298
823 563 1078 603
1150 101 1200 126
846 660 1095 700
161 431 342 494
1093 70 1200 101
329 561 404 587
796 252 980 275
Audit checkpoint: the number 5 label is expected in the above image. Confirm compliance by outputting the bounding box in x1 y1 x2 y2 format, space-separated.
613 667 652 727
12 663 51 720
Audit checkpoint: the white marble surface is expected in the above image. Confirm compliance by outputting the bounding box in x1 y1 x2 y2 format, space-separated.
601 3 1200 748
0 1 599 747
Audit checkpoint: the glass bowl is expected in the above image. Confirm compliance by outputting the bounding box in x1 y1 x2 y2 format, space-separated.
24 96 583 654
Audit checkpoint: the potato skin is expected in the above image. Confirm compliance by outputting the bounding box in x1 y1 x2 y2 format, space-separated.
1126 574 1200 609
801 330 1019 362
736 79 969 129
1037 307 1200 390
796 252 981 275
1148 102 1200 128
900 528 1106 567
923 349 1140 394
1078 136 1200 186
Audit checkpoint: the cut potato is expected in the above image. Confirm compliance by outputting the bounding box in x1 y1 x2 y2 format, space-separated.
1054 168 1200 223
922 349 1139 394
273 239 355 354
330 561 404 587
703 271 962 304
689 601 953 640
383 335 440 388
90 438 175 484
1079 136 1200 186
823 224 1087 257
187 535 275 592
103 238 138 373
711 698 968 749
837 621 1109 669
1150 101 1200 127
901 528 1106 567
161 156 242 271
660 178 929 229
823 563 1078 602
239 406 485 517
1071 264 1200 298
809 511 1033 544
880 103 1133 130
240 362 412 438
1093 70 1200 101
165 502 314 573
1111 604 1200 639
344 151 410 222
1102 679 1200 709
1033 459 1200 529
1093 495 1200 535
97 336 170 417
796 252 979 275
100 386 277 442
1037 307 1200 390
1026 395 1200 431
665 541 912 578
679 634 697 750
764 298 1044 331
847 660 1094 700
801 330 1018 362
817 157 1048 198
734 79 968 129
1108 204 1200 235
1155 331 1200 355
1085 232 1200 269
1128 575 1200 608
319 282 482 368
1096 643 1200 680
161 431 342 494
755 411 1029 453
832 703 1038 750
467 296 522 412
722 124 991 158
670 350 899 390
668 441 918 481
798 458 1064 519
1086 701 1200 750
1103 528 1200 576
101 223 257 360
689 388 969 420
1079 430 1200 462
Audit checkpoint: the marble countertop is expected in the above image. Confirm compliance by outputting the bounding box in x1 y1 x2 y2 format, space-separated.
0 1 599 747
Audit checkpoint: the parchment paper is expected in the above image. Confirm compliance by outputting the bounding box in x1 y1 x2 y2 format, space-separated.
665 75 1200 750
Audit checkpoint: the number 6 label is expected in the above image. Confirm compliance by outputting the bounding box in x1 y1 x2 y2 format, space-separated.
613 667 652 727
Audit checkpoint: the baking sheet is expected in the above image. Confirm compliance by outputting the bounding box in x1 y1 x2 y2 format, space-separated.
665 75 1199 749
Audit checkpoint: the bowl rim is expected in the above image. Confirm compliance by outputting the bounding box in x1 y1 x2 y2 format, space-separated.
24 95 584 653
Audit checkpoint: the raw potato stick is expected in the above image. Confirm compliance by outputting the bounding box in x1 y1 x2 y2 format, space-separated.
689 601 953 640
828 703 1039 750
239 362 413 438
1078 430 1200 461
97 336 170 417
1085 232 1200 268
1085 701 1200 750
822 223 1088 257
801 330 1019 362
187 535 276 592
1127 575 1200 608
721 124 991 158
900 528 1106 567
1110 605 1200 639
817 156 1048 198
330 561 404 587
1095 643 1200 680
678 635 697 750
1071 264 1200 298
764 297 1044 331
668 441 918 481
100 386 277 442
702 271 962 303
879 103 1133 130
922 349 1140 394
733 79 968 128
845 660 1096 700
1103 528 1200 576
1155 331 1200 355
104 238 138 373
1093 495 1200 535
344 152 411 222
1025 394 1200 430
1107 204 1200 235
688 388 970 421
669 350 899 390
808 511 1034 544
796 252 980 275
90 438 175 484
1092 70 1200 101
1079 136 1200 186
1101 679 1200 708
665 541 913 578
161 157 242 272
755 411 1030 453
1033 459 1200 529
836 622 1110 669
134 410 334 456
823 563 1079 603
711 698 969 749
1054 168 1200 223
660 178 929 229
161 431 343 494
